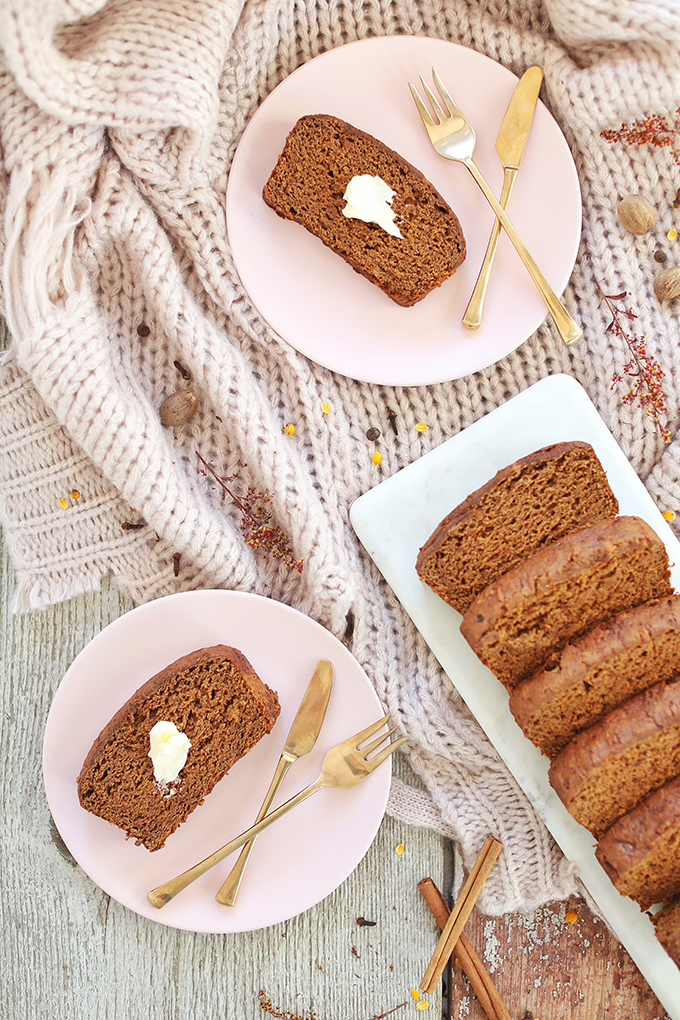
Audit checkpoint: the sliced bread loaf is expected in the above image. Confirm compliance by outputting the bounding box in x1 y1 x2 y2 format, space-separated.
459 516 672 689
262 114 466 306
653 898 680 966
596 775 680 910
77 645 280 851
548 677 680 837
416 441 618 615
509 595 680 758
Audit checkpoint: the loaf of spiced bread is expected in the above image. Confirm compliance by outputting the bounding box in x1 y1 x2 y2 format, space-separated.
509 595 680 758
416 441 618 615
548 677 680 837
653 898 680 965
77 645 280 851
459 516 672 689
596 775 680 910
262 114 466 306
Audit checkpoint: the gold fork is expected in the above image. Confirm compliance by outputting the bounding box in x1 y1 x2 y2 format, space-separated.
409 69 583 347
147 714 406 908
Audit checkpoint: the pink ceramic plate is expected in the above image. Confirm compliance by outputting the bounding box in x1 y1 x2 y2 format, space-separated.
227 35 581 386
43 591 390 933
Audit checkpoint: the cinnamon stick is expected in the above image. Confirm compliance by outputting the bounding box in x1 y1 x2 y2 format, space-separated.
419 834 503 994
418 877 512 1020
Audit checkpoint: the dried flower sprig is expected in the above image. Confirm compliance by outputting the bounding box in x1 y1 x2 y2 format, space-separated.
258 991 408 1020
599 285 671 444
601 108 680 166
197 452 303 574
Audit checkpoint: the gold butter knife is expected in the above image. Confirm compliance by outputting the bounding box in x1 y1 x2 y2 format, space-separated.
215 658 334 905
462 65 544 330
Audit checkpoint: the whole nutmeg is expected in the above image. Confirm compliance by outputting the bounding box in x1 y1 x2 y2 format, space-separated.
617 194 656 235
159 389 198 427
654 266 680 302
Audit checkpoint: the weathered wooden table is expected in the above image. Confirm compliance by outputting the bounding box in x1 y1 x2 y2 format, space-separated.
0 533 672 1020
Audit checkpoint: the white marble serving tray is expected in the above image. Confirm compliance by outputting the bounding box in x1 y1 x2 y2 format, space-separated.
350 373 680 1019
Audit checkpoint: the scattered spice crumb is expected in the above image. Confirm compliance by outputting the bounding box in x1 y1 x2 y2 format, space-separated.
173 552 181 576
70 490 80 500
366 426 380 441
395 842 405 856
411 989 420 1001
174 360 191 380
387 408 398 434
58 497 69 509
122 521 144 530
663 510 675 521
654 249 668 263
565 910 578 924
415 423 428 432
357 916 377 926
321 401 330 414
415 1001 429 1011
668 228 678 240
136 323 150 337
372 451 382 466
284 423 296 435
351 946 360 959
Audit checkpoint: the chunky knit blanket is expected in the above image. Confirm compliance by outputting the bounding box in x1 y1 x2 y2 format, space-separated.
1 0 679 915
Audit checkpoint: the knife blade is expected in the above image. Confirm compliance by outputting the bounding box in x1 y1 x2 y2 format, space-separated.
215 658 334 905
462 65 544 330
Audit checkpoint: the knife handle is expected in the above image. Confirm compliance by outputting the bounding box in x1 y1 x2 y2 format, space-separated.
463 157 583 346
462 167 517 330
215 752 295 905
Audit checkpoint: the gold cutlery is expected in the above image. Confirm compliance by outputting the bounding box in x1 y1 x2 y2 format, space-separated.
147 713 406 908
462 66 544 330
409 68 583 346
215 658 334 906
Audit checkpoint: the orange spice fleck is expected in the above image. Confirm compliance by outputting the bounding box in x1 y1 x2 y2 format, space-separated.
372 451 382 466
411 989 420 1000
415 423 428 432
416 1001 429 1010
663 510 675 521
321 401 330 414
70 490 81 500
668 228 678 241
395 842 405 856
284 423 296 435
565 910 578 924
58 497 69 509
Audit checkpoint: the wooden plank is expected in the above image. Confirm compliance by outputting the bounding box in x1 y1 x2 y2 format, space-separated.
0 535 447 1020
448 889 671 1020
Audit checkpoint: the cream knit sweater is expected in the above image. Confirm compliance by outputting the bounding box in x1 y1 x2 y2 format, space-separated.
1 0 679 914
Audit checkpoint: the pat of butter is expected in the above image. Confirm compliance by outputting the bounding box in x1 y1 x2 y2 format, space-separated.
342 175 402 238
149 720 191 784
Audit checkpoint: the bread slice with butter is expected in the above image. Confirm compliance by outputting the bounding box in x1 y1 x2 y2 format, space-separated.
262 114 466 306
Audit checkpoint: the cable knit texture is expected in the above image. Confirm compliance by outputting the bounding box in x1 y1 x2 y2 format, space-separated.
1 0 679 915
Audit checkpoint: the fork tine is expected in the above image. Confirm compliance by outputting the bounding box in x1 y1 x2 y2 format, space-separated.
361 725 400 758
419 76 449 123
408 82 436 128
365 735 408 770
351 713 391 745
431 67 464 119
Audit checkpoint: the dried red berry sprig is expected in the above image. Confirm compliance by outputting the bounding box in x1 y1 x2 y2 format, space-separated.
196 452 303 574
599 285 671 444
601 107 680 166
